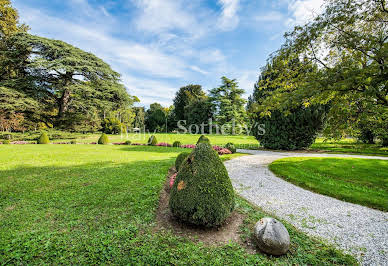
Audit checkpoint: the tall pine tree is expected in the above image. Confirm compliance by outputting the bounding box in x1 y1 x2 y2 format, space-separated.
210 77 247 134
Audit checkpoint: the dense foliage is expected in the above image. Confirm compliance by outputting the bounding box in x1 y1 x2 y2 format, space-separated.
175 151 191 171
225 142 236 153
0 2 136 133
37 132 50 144
196 135 210 144
147 135 157 146
250 0 388 145
210 77 247 134
169 143 235 227
101 118 123 134
249 55 328 150
172 84 206 122
98 133 109 145
255 107 328 150
172 141 182 147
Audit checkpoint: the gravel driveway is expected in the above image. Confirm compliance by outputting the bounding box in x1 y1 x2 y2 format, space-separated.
224 150 388 265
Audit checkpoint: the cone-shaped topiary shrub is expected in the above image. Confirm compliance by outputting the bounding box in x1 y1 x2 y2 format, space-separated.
38 132 50 144
225 142 236 153
98 133 109 145
148 135 157 146
175 151 191 171
169 142 235 227
173 141 182 147
196 135 210 145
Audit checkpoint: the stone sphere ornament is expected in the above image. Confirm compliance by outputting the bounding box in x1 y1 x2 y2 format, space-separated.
254 217 290 255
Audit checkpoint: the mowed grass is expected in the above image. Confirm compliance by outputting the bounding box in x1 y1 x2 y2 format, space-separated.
72 133 259 148
0 145 356 264
309 138 388 157
269 157 388 211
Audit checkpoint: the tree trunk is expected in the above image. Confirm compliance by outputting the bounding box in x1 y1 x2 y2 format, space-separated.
58 89 71 119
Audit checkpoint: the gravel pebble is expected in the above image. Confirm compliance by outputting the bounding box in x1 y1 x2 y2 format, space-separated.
224 150 388 265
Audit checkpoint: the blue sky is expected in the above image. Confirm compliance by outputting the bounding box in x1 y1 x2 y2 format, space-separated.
14 0 323 107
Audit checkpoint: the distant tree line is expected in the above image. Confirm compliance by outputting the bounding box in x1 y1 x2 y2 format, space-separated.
144 77 248 134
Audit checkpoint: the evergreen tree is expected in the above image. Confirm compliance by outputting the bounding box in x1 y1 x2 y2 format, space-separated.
172 84 206 122
1 33 134 129
249 56 328 150
210 77 247 134
145 103 166 132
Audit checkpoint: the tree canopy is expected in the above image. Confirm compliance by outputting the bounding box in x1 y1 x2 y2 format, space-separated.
210 77 247 134
250 0 388 144
1 33 135 130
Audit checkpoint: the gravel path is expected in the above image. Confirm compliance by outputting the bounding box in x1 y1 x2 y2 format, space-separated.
224 150 388 265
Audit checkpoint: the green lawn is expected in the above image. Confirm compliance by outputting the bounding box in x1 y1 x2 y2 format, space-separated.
310 138 388 157
3 131 388 156
270 157 388 211
0 145 355 264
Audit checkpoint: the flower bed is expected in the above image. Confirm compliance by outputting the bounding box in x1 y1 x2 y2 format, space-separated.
156 142 172 147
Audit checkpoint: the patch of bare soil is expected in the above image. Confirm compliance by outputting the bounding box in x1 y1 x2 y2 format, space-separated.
154 167 256 251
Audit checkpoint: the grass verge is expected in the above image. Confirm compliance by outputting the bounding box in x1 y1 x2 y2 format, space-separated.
269 157 388 211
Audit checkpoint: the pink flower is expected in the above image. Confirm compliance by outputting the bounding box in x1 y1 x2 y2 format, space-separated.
181 144 196 149
212 145 223 151
156 142 172 147
169 173 178 188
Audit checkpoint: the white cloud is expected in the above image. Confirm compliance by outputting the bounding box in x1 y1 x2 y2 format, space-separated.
132 0 205 38
18 5 188 79
122 75 177 106
286 0 325 26
217 0 240 31
254 11 284 22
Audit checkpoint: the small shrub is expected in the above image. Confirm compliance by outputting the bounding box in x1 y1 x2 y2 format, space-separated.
147 135 157 146
124 140 132 145
169 143 235 227
196 135 210 144
70 140 77 144
98 133 109 145
175 151 191 171
173 141 182 147
37 132 50 144
225 143 236 153
2 139 10 144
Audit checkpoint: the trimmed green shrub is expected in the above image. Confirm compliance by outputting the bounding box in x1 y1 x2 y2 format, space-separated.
2 139 10 144
147 135 157 146
173 141 182 147
98 133 109 145
225 142 236 153
70 140 77 144
124 140 132 145
175 151 191 171
252 106 328 150
37 132 50 144
196 135 210 144
169 143 235 227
